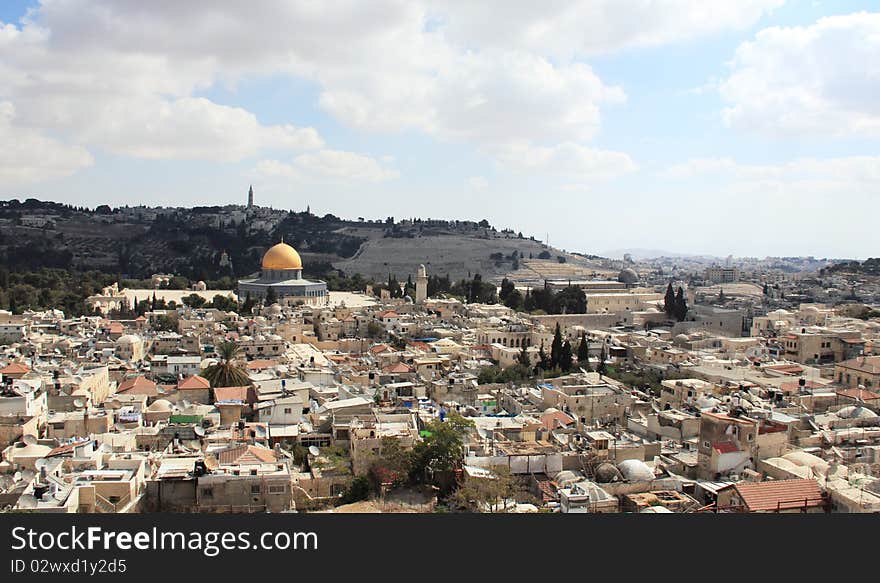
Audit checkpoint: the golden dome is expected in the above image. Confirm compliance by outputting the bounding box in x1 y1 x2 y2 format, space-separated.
261 241 302 270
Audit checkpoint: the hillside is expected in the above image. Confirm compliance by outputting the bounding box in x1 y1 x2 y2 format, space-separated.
0 199 603 284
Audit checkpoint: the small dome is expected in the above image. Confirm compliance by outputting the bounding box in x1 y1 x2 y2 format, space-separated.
147 399 173 413
617 459 655 482
594 462 623 483
261 242 302 270
116 334 141 344
837 405 877 419
618 268 639 285
640 506 674 514
674 334 690 345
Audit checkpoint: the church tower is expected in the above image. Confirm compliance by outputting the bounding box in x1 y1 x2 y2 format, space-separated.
415 264 428 304
247 185 254 209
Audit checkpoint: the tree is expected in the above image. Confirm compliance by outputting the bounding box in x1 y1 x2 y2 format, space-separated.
152 314 176 332
504 289 523 311
674 287 688 322
366 437 413 489
410 413 473 486
597 343 608 375
517 343 531 367
201 341 251 388
550 323 563 369
499 278 515 301
663 282 675 318
551 286 586 314
577 332 590 370
264 286 278 305
242 291 255 314
211 294 238 312
536 341 549 373
559 340 573 372
451 465 517 512
182 293 206 309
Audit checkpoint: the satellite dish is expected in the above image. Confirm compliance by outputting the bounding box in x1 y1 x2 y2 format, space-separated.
0 476 13 492
20 469 35 482
73 398 85 408
34 459 49 472
22 434 37 446
18 494 38 509
193 426 206 437
186 440 201 451
308 446 320 457
181 400 192 411
13 472 22 483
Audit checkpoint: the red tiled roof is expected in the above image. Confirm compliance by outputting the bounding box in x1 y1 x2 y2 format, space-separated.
836 387 880 401
734 479 824 512
0 362 30 375
246 359 277 370
218 444 277 465
378 311 399 319
116 375 158 395
383 363 413 374
541 410 575 430
213 385 256 404
713 441 740 454
370 344 392 354
764 364 804 375
177 375 210 390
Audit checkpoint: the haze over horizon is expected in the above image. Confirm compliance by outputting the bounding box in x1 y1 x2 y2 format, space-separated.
1 1 877 260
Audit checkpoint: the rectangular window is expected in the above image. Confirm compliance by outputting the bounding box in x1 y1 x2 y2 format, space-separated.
201 488 213 497
251 484 261 494
268 484 286 495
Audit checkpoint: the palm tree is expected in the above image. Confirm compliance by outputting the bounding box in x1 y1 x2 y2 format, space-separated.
201 341 250 388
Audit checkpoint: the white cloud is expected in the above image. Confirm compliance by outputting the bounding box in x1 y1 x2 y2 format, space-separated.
0 10 324 169
430 1 784 57
0 0 649 180
256 150 399 183
721 12 880 137
498 142 638 181
0 102 94 186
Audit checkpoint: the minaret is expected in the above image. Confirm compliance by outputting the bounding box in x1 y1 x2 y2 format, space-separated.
415 264 428 304
247 185 254 209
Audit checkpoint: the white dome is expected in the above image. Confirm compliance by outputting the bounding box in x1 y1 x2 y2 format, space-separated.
116 334 141 344
640 506 673 513
837 405 878 420
147 399 173 413
617 459 654 482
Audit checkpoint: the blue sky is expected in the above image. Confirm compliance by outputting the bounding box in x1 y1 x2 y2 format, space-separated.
0 1 877 259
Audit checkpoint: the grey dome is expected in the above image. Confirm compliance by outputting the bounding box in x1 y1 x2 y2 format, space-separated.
618 268 639 285
594 462 623 483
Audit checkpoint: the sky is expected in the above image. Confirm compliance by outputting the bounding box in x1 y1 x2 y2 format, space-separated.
0 1 877 260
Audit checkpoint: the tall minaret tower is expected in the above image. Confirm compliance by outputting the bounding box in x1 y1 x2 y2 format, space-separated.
415 264 428 304
247 185 254 209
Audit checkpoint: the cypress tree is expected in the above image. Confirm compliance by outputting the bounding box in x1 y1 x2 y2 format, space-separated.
550 323 563 369
577 332 590 370
664 282 675 317
674 287 688 321
559 340 573 372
